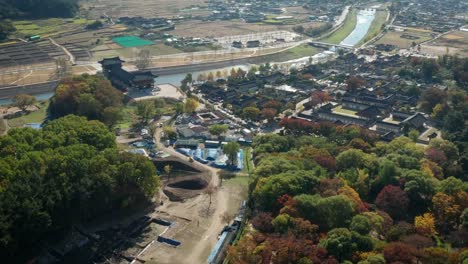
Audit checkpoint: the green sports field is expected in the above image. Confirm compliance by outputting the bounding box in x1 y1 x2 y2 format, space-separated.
112 36 154 48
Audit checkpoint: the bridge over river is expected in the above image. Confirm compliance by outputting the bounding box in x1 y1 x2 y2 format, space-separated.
308 41 355 50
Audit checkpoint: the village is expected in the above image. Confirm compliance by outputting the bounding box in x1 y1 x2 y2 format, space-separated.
0 0 467 264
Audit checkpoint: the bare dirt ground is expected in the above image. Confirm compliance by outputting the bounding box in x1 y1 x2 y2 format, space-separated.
172 20 321 38
422 30 468 57
129 128 248 264
138 146 248 264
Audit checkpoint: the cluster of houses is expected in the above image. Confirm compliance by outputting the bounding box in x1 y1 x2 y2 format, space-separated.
394 0 467 32
174 111 253 144
298 91 430 142
172 111 251 170
117 16 174 30
194 72 312 117
293 52 439 143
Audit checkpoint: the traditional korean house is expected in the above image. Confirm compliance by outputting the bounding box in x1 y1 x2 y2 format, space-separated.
99 57 157 91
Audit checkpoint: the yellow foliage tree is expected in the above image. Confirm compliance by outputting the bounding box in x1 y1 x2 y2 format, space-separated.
432 192 461 231
414 213 437 236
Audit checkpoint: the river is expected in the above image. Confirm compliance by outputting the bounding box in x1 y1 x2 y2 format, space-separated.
0 65 251 106
341 8 376 47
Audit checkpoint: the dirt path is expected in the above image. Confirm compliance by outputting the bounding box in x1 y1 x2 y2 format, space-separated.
148 128 230 264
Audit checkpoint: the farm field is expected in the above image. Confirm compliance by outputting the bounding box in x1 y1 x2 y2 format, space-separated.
13 18 98 38
84 0 209 19
375 28 436 48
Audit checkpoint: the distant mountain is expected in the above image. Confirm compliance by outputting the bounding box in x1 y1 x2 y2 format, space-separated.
0 0 79 19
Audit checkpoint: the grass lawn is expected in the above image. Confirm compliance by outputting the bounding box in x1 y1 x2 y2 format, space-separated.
241 147 254 175
224 175 250 188
376 29 434 48
260 44 320 62
321 8 357 44
8 101 49 128
358 10 388 46
0 119 6 135
116 99 177 129
117 105 138 129
332 105 358 116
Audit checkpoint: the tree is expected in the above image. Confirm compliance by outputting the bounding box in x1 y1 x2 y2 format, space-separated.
432 192 461 232
375 185 409 220
204 184 216 211
12 94 36 112
135 49 151 70
350 214 372 235
136 100 156 124
383 242 418 264
209 124 228 138
207 71 215 81
242 106 261 121
408 129 420 142
55 57 70 78
102 106 123 127
310 90 331 108
162 126 177 140
49 75 123 125
0 115 159 261
419 87 447 113
86 20 103 30
262 108 277 121
0 20 15 41
296 194 355 230
251 212 274 232
224 142 240 166
184 98 199 113
414 213 437 236
164 164 172 181
321 228 357 261
346 76 365 92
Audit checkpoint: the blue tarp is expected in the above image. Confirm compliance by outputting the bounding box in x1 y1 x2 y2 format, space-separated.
205 148 219 161
176 148 192 156
236 149 244 170
24 123 42 129
157 236 181 247
207 231 228 264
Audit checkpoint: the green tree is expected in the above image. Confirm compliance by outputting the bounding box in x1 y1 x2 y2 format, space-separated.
184 98 199 113
242 106 261 121
320 228 357 261
49 75 123 126
136 100 156 124
408 129 420 142
0 20 15 40
350 214 372 235
209 124 229 138
224 142 240 166
12 94 36 112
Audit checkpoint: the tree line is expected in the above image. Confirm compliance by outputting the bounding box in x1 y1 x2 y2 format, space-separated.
227 128 468 263
0 115 159 261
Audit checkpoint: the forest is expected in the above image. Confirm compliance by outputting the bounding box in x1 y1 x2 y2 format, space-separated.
0 115 159 261
228 130 467 263
227 56 468 264
0 0 79 19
